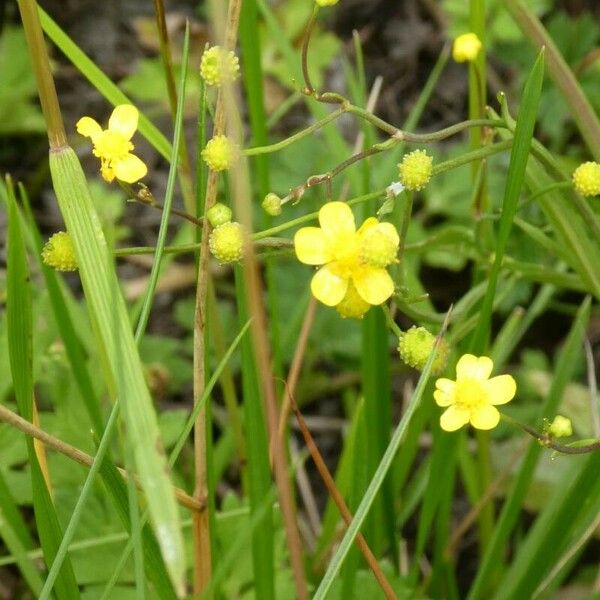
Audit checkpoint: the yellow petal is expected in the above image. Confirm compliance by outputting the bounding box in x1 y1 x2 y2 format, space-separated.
440 405 470 432
113 153 147 183
434 378 456 406
310 265 348 306
485 375 516 406
353 267 394 305
101 162 115 182
357 217 379 237
374 222 400 248
108 105 139 140
76 116 102 139
294 227 331 265
456 354 493 381
319 202 355 238
470 405 500 430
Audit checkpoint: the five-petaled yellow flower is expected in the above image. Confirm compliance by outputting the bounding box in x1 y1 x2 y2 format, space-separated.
76 105 147 184
434 354 516 431
294 201 398 310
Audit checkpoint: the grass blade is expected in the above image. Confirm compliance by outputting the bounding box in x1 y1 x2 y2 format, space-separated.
5 177 81 599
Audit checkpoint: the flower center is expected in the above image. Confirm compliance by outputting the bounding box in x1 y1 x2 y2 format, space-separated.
94 130 133 161
328 232 360 278
455 379 487 410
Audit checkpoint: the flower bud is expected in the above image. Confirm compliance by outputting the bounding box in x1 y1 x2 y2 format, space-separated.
209 222 244 263
202 135 237 172
42 231 78 272
398 326 448 374
452 33 482 63
262 193 283 216
200 45 240 87
572 161 600 197
398 149 433 191
547 415 573 438
206 202 232 227
316 0 339 5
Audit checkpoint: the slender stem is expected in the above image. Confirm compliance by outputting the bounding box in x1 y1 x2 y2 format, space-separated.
500 413 600 454
0 402 202 512
290 395 399 600
244 106 345 155
192 1 244 594
301 6 319 95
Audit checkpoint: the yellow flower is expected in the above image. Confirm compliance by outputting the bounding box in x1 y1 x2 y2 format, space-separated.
200 45 240 87
398 149 433 191
572 161 600 197
434 354 516 431
76 105 147 183
452 33 482 63
294 202 398 309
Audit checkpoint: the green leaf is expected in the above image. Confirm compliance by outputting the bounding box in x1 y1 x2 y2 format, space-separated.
5 177 81 599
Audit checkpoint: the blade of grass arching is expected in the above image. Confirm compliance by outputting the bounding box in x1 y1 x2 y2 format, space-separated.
40 29 191 599
37 6 171 161
314 320 449 599
5 179 81 599
505 0 600 160
495 451 600 600
468 296 591 600
99 320 252 599
469 49 544 351
18 184 104 433
0 472 44 596
234 268 276 600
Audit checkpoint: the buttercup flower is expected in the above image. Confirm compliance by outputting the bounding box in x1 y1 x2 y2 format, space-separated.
200 45 240 87
398 149 433 191
547 415 573 438
434 354 516 431
76 105 147 183
572 161 600 197
294 201 398 310
42 232 78 272
452 33 482 63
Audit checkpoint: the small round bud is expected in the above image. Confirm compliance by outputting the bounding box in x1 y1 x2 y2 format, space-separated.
398 326 448 374
360 226 398 268
452 33 482 63
572 161 600 197
262 193 283 216
202 135 237 172
209 221 244 263
207 203 232 227
316 0 339 5
547 415 573 438
200 45 240 87
398 149 433 191
336 283 370 319
42 232 78 272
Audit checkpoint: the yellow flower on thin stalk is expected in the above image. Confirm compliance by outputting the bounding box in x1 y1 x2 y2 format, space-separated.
452 33 482 63
76 104 147 184
434 354 516 431
294 201 398 317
